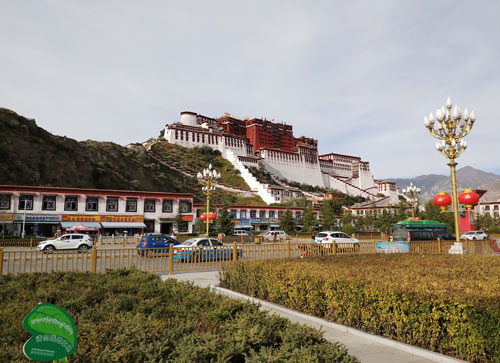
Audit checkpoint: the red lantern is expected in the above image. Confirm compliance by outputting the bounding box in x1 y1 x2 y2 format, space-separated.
208 213 217 220
433 192 452 212
458 189 479 210
200 213 207 221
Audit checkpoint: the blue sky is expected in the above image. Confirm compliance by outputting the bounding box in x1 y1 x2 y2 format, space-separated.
1 1 499 179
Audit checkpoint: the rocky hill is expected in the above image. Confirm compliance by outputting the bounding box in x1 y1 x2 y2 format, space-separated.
388 166 500 202
0 108 257 204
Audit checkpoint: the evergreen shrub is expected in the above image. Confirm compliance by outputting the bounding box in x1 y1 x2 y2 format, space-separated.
0 269 357 362
220 255 500 362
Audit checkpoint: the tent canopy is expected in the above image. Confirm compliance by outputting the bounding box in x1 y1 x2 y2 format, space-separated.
67 222 98 231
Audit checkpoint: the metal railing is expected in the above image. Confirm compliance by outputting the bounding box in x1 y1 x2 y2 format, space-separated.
0 239 494 276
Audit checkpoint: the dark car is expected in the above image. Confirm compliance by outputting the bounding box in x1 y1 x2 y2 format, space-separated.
432 229 456 240
393 229 453 241
136 234 181 256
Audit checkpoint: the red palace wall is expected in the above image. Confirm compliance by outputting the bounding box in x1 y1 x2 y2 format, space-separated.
246 119 295 152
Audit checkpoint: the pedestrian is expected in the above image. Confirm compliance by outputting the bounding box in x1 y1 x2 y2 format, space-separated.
171 231 177 240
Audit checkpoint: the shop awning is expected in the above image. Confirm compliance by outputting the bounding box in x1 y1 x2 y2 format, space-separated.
60 222 102 229
270 224 280 228
101 222 146 229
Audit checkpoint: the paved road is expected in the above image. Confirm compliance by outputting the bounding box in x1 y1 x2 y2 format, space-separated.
163 270 464 363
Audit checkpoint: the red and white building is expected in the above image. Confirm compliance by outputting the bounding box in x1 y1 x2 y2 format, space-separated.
163 111 400 204
0 185 195 237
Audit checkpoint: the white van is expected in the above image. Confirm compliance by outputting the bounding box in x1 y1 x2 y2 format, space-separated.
233 230 250 236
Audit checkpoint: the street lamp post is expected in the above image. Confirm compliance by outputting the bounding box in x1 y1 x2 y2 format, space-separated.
424 97 476 254
402 183 420 219
197 164 221 237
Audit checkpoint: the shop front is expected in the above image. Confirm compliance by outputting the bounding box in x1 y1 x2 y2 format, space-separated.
0 214 14 237
14 214 61 238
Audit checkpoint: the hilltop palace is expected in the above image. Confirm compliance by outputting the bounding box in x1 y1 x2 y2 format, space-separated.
163 111 399 205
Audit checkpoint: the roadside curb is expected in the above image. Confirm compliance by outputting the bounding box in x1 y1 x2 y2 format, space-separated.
212 286 465 363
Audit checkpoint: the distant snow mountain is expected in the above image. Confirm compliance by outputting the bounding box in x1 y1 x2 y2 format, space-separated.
386 166 500 202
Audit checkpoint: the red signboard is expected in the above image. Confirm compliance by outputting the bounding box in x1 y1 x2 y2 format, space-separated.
181 215 193 221
61 215 144 222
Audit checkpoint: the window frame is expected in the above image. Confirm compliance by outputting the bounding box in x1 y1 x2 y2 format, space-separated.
106 197 119 212
126 198 138 213
64 196 78 211
144 198 156 213
162 199 173 213
42 195 57 211
85 196 99 212
0 194 11 210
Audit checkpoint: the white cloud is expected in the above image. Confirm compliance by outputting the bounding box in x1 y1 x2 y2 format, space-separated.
1 0 499 178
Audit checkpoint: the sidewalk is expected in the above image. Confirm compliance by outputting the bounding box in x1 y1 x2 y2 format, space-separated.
161 270 464 363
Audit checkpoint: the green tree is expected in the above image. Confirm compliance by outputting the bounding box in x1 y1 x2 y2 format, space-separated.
175 208 188 233
320 199 336 230
301 203 317 233
216 205 235 236
280 209 296 234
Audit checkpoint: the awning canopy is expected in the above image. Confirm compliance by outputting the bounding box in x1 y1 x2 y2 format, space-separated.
67 222 98 231
270 224 280 228
101 222 146 229
60 222 102 229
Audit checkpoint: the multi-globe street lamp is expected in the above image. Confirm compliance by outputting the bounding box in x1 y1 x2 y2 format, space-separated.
402 183 420 219
197 164 221 236
424 97 476 253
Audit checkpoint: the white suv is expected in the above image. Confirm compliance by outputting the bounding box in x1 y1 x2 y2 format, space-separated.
315 231 359 245
460 230 488 240
259 230 291 242
37 234 94 251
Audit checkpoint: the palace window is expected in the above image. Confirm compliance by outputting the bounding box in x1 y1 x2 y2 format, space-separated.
144 198 156 212
179 200 192 213
42 195 57 211
162 199 173 213
269 211 275 218
106 197 119 212
64 196 78 211
250 210 257 218
240 210 247 219
86 197 99 212
259 210 266 218
0 194 11 210
126 198 137 212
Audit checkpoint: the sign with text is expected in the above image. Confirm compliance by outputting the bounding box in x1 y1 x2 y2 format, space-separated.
0 214 13 221
23 303 77 362
375 241 410 254
61 215 144 222
14 214 61 222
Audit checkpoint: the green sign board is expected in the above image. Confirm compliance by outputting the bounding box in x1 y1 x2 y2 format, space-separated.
23 303 77 362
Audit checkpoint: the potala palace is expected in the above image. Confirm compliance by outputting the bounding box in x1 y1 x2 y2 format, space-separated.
163 111 399 205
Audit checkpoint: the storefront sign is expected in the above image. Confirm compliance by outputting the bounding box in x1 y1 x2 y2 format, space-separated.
14 214 61 222
181 215 193 221
375 241 410 254
0 214 13 221
23 303 77 362
61 215 144 222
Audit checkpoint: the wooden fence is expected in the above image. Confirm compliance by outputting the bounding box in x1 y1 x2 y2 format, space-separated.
0 239 495 276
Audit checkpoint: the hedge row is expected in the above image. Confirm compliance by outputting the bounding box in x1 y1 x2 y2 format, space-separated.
219 255 500 362
0 269 357 362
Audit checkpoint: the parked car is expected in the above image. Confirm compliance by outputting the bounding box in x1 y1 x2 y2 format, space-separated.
136 234 181 256
392 229 452 241
432 229 456 241
460 230 489 240
259 230 291 242
314 231 359 245
233 230 250 236
36 234 93 252
173 238 242 262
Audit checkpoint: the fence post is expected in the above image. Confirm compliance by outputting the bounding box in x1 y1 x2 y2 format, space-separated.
332 241 336 255
286 240 290 259
241 235 243 244
30 238 33 250
437 238 441 254
465 239 469 252
0 248 3 275
372 239 376 254
233 242 238 261
90 245 97 273
168 243 174 275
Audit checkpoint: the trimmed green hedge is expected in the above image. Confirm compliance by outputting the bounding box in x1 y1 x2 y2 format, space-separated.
220 255 500 362
0 270 357 362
